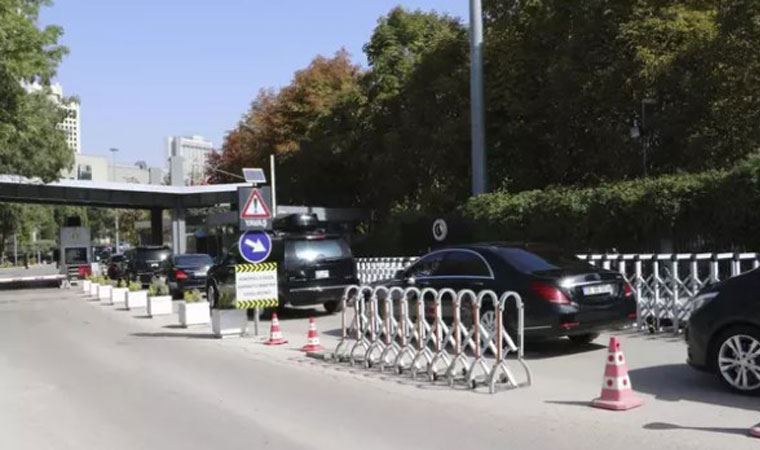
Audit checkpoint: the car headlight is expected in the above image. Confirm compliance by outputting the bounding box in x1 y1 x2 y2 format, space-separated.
690 292 718 312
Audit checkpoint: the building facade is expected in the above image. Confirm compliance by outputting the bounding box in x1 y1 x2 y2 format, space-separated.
165 135 214 185
24 82 81 153
62 154 164 185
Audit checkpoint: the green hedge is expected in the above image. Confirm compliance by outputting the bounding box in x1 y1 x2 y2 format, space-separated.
460 156 760 252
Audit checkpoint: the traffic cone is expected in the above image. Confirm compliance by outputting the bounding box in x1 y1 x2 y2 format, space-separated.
264 313 288 346
591 336 644 411
300 317 325 352
751 423 760 438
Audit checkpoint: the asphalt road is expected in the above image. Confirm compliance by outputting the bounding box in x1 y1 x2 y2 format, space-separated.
1 287 758 449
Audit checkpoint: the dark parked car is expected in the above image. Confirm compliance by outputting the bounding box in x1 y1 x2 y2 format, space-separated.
106 254 128 280
161 253 214 299
687 269 760 395
382 243 637 345
206 214 358 313
125 246 172 285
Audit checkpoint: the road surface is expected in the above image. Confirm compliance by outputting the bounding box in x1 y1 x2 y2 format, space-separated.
1 287 758 449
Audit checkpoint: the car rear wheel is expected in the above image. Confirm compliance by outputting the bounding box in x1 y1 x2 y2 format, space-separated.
206 284 217 310
712 325 760 395
324 300 343 314
568 333 600 346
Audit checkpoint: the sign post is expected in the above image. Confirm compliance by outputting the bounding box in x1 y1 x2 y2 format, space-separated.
237 230 275 335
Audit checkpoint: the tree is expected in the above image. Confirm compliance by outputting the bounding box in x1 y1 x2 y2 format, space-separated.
0 0 72 181
208 50 362 205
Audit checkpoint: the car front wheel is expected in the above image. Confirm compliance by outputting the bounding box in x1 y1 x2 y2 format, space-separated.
324 300 343 314
712 325 760 395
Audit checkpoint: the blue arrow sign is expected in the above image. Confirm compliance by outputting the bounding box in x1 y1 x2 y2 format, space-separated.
238 230 272 264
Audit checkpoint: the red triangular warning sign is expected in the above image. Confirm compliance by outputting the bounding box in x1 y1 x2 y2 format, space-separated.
241 188 271 219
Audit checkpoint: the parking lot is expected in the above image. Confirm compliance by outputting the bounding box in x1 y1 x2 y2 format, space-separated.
1 286 757 450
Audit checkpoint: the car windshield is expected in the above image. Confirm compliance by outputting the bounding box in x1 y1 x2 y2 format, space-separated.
175 254 213 267
495 247 587 274
290 239 350 263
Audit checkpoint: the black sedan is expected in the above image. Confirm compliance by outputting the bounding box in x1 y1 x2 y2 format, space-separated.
384 243 637 345
687 269 760 395
161 253 213 299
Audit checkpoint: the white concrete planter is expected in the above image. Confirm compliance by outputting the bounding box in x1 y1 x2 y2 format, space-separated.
179 301 210 327
147 295 173 317
89 282 99 297
111 287 128 306
125 290 148 310
99 285 113 305
82 280 91 292
211 309 247 338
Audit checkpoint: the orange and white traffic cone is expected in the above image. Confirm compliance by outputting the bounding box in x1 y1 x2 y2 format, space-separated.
591 336 644 411
300 317 325 352
264 312 288 346
751 423 760 438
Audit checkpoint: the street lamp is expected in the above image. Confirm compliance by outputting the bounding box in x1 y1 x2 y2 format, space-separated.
109 147 120 253
469 0 487 196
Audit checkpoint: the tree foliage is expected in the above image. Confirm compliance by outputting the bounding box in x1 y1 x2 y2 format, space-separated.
0 0 72 181
210 3 760 251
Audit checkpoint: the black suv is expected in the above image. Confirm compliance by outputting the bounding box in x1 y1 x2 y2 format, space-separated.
206 214 358 313
125 246 172 285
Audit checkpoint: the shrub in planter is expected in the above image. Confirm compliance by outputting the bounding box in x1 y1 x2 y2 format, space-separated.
125 280 148 310
147 278 172 317
178 289 209 327
211 291 247 338
111 279 128 306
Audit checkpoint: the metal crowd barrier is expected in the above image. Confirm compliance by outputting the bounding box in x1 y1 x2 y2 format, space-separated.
333 285 532 394
356 252 760 335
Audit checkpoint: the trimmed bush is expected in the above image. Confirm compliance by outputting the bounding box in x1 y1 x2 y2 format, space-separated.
460 156 760 252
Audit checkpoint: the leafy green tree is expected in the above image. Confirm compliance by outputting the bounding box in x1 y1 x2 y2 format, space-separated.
0 0 72 181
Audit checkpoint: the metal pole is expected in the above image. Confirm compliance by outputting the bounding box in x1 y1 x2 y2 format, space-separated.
270 154 277 217
13 233 17 266
254 308 260 336
115 214 120 253
469 0 487 195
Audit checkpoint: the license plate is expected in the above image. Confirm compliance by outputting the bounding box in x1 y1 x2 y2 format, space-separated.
195 271 206 277
315 270 329 279
150 263 158 268
583 284 614 296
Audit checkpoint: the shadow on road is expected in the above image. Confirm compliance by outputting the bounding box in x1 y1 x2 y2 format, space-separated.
629 364 757 412
131 331 213 339
522 339 606 360
643 422 754 437
258 307 331 321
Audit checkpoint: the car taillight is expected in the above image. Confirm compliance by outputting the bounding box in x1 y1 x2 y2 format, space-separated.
175 269 188 281
530 281 571 304
624 282 634 298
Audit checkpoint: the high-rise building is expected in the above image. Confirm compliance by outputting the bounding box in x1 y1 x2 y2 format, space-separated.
165 135 214 185
24 82 81 153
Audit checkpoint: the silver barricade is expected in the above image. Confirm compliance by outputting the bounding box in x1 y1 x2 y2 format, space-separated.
487 291 533 393
364 286 389 368
410 287 437 379
427 288 457 381
445 289 477 385
333 285 361 361
349 286 374 365
466 290 497 388
393 287 420 374
378 286 404 372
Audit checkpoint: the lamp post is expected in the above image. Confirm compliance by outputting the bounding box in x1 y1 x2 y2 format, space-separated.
109 147 120 253
469 0 487 195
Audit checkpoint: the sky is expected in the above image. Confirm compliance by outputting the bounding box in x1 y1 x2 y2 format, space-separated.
40 0 469 168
